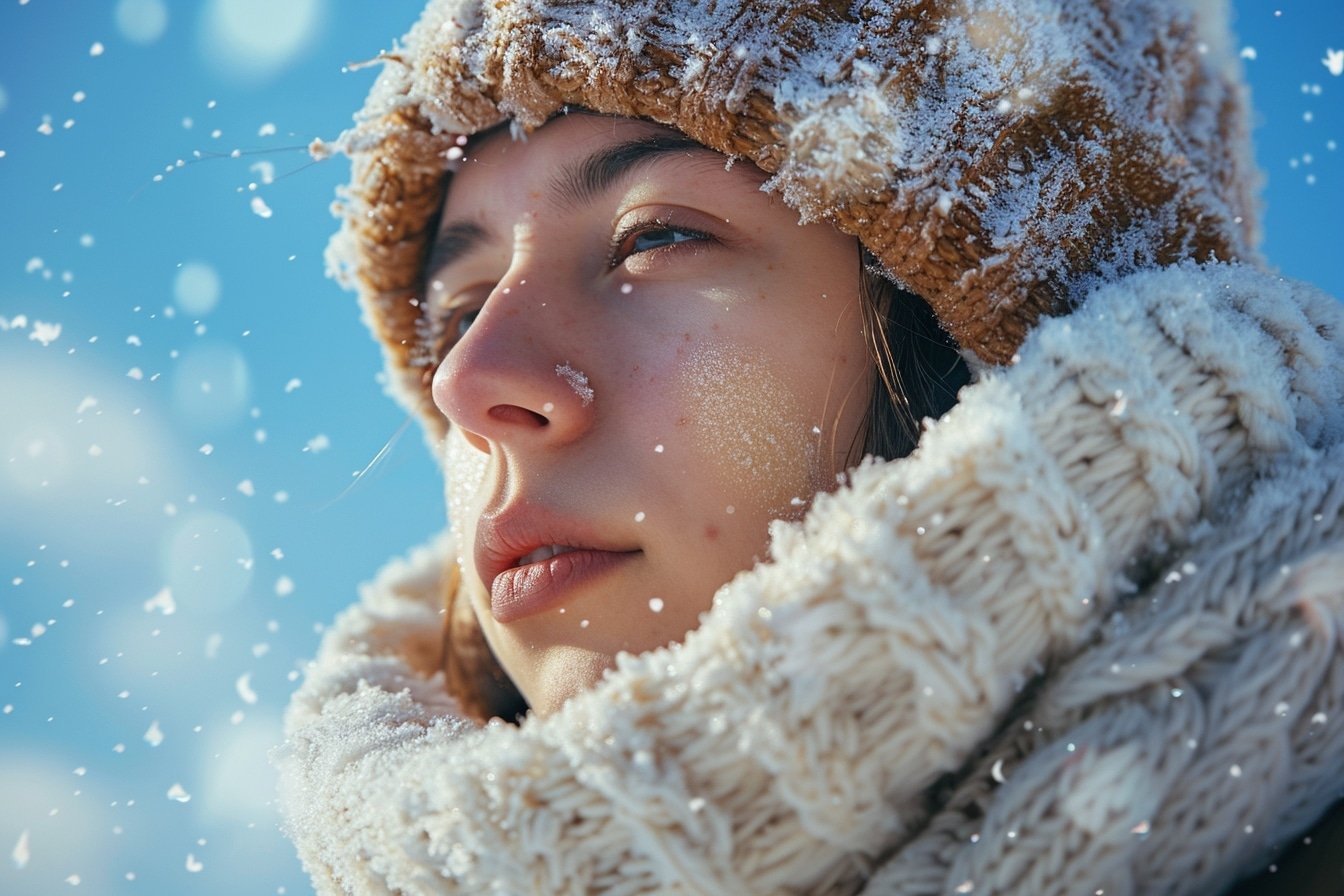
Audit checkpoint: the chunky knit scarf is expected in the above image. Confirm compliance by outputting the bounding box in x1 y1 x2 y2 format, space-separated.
279 264 1344 894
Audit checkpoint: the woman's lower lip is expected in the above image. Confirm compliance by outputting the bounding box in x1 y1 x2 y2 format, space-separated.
490 550 638 623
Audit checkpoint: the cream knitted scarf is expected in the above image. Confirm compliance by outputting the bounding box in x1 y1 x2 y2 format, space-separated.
278 263 1344 895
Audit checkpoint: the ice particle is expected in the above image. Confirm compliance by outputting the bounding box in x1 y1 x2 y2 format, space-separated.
555 363 594 406
649 597 664 613
28 320 61 346
11 830 29 869
143 587 176 615
249 196 273 218
166 782 191 802
143 719 164 746
89 42 105 57
235 673 258 704
274 575 294 597
1325 49 1344 77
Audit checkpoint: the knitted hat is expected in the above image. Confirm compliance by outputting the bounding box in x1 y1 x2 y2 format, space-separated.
321 0 1260 434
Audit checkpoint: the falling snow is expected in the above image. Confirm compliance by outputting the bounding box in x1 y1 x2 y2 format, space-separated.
27 320 61 346
0 4 1335 895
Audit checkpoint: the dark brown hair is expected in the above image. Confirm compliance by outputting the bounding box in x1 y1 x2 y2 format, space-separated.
856 256 969 461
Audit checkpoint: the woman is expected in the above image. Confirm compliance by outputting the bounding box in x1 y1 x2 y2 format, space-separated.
279 0 1344 893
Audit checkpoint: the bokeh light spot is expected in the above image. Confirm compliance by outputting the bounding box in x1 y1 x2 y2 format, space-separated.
170 343 252 431
115 0 169 45
159 511 254 612
200 0 325 83
173 261 221 316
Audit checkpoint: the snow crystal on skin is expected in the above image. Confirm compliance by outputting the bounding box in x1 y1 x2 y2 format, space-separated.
555 362 594 405
676 343 817 516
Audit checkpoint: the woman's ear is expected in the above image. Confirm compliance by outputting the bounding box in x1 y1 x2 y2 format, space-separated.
441 558 529 723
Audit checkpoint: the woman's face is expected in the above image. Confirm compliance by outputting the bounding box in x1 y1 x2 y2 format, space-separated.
429 114 871 715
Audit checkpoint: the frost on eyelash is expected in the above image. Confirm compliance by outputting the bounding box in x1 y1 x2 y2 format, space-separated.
555 362 594 406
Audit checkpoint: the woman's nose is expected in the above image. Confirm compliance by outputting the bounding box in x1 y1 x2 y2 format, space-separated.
431 280 595 451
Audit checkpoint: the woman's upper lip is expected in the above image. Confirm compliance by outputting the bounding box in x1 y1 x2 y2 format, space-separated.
473 503 639 590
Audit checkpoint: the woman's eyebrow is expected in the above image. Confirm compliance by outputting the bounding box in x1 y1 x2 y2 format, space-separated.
426 133 723 276
425 221 489 279
549 134 720 211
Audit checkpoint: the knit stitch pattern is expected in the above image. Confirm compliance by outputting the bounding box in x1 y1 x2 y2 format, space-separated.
278 263 1344 894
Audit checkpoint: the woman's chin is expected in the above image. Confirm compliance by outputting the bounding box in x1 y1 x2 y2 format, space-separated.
515 645 617 718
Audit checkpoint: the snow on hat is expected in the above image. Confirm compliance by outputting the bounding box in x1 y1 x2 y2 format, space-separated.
320 0 1260 435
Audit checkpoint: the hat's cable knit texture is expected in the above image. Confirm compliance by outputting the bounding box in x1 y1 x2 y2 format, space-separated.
278 264 1344 894
320 0 1260 437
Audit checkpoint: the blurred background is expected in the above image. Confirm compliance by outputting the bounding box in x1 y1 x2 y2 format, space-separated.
0 1 1340 893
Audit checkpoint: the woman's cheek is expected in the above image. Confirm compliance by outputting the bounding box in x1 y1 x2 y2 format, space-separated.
674 341 821 519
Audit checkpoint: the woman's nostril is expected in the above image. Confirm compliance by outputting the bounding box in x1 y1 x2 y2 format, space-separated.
487 405 549 427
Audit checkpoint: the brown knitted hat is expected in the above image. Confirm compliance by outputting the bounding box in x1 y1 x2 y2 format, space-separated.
321 0 1261 435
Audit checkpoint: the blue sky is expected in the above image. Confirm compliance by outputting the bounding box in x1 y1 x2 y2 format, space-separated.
0 1 1340 893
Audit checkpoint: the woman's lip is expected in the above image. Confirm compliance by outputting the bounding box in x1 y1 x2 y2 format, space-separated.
490 549 640 623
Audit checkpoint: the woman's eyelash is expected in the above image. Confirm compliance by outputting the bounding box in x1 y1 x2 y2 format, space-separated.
608 221 712 268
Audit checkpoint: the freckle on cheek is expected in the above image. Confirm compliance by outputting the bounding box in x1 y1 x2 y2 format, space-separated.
675 343 818 516
704 524 719 542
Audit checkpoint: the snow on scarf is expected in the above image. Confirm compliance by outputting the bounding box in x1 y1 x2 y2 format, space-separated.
277 263 1344 895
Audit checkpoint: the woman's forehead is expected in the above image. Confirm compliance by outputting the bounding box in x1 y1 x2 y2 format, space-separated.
438 114 767 225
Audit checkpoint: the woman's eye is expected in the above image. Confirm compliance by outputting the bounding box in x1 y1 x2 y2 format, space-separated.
611 222 711 267
455 308 479 339
631 227 698 253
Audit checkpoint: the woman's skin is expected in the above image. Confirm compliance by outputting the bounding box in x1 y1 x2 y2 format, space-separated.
429 114 873 714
